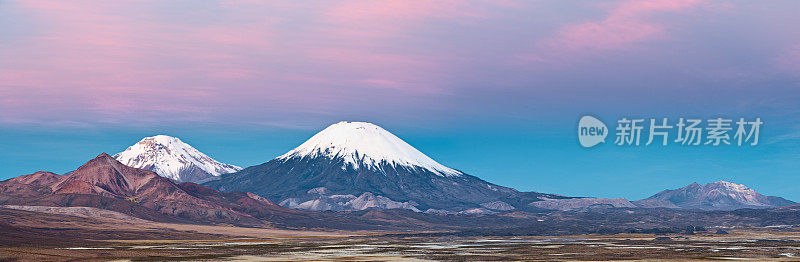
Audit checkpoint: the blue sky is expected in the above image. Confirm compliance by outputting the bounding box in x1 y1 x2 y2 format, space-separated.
1 0 799 201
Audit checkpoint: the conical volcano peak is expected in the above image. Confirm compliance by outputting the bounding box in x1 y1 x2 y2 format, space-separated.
113 135 242 183
96 152 113 158
146 134 182 144
204 121 531 213
277 121 461 177
87 152 122 168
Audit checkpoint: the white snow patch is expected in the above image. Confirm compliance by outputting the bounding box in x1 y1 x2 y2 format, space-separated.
277 121 461 177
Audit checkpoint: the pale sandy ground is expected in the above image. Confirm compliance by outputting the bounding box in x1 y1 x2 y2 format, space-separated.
3 206 800 261
5 230 800 261
118 222 361 239
52 231 800 261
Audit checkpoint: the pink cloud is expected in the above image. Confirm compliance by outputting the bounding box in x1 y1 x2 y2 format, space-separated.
0 1 280 123
307 46 455 94
519 0 709 65
1 1 494 125
311 1 487 94
324 1 484 33
551 0 703 50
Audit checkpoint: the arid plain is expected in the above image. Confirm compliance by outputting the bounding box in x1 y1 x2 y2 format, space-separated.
2 207 800 261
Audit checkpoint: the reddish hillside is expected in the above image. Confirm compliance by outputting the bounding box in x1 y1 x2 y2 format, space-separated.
0 153 289 226
5 171 64 188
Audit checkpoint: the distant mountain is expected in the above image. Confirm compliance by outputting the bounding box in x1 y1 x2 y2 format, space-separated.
205 121 565 212
0 153 289 226
634 181 794 211
113 135 242 183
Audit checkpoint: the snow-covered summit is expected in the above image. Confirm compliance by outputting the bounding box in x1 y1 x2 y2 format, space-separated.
113 135 242 183
704 181 761 205
277 121 462 177
710 180 751 191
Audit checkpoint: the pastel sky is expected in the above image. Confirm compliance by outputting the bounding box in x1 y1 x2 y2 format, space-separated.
2 1 799 201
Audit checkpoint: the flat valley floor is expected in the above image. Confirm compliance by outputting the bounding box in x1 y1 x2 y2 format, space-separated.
2 208 800 261
3 230 800 261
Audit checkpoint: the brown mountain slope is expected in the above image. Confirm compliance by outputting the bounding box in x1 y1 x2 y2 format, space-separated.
0 153 290 226
6 171 65 188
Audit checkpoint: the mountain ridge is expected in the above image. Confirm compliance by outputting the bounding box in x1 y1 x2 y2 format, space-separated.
634 181 794 210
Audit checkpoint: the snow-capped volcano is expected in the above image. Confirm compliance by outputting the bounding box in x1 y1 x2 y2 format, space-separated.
634 181 794 210
277 121 461 177
205 121 557 212
113 135 242 183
